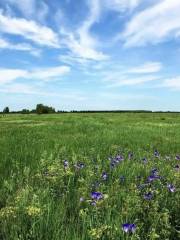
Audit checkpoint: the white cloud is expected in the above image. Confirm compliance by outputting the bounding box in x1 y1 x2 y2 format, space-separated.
0 69 27 84
128 62 162 74
122 0 180 47
0 10 59 47
59 0 108 61
104 0 141 12
105 75 160 88
6 0 36 18
0 66 70 84
0 37 41 56
163 76 180 90
4 0 49 22
29 66 70 81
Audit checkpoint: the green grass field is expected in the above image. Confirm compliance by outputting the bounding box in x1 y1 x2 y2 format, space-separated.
0 113 180 240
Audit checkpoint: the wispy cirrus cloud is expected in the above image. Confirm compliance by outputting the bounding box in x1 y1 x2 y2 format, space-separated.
0 68 27 84
4 0 49 22
0 9 59 47
104 0 142 12
162 76 180 90
122 0 180 47
59 0 108 62
105 75 161 88
99 61 163 87
0 66 70 84
0 37 41 56
128 62 162 74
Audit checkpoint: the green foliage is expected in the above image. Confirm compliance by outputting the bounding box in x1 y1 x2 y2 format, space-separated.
3 107 9 114
21 109 30 114
0 113 180 239
36 104 56 114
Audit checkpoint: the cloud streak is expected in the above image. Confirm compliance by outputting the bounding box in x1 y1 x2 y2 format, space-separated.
0 10 59 47
0 37 41 56
0 66 70 84
122 0 180 47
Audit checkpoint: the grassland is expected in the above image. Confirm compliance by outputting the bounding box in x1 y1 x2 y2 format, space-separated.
0 113 180 240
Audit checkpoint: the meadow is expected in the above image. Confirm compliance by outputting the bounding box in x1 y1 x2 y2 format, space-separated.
0 113 179 240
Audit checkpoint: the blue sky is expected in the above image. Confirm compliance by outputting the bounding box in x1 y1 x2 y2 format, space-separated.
0 0 180 111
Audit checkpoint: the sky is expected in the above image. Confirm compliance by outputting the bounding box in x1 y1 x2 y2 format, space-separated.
0 0 180 111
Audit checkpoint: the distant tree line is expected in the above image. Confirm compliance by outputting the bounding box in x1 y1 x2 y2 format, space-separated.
0 105 180 114
0 104 58 114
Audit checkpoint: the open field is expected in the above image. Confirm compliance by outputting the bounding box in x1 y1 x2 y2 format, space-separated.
0 113 180 240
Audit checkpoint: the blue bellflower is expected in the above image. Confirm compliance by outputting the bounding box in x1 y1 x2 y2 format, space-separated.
167 184 176 192
102 172 108 180
91 192 103 201
122 223 136 233
144 192 153 200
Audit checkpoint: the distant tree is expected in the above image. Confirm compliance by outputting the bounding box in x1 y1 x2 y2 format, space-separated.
21 109 30 114
36 104 55 114
3 107 9 114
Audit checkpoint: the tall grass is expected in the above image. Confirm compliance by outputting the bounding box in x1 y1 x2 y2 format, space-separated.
0 113 180 239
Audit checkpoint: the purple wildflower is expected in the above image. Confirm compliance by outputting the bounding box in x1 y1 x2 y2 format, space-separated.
154 150 160 158
102 172 108 181
122 223 136 233
137 183 148 190
174 164 180 170
75 162 85 170
151 168 158 176
90 201 96 206
91 192 103 201
63 160 69 169
80 197 84 202
115 154 124 163
128 152 133 159
144 192 153 200
142 157 148 164
110 161 116 168
148 168 160 182
148 175 160 182
167 184 176 192
175 155 180 160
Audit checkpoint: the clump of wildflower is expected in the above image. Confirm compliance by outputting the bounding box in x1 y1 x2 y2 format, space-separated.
91 192 103 201
0 206 17 219
102 172 108 181
144 192 153 200
167 184 176 192
175 155 180 160
74 162 85 170
142 157 148 164
63 160 69 169
154 149 160 158
151 168 158 175
90 201 97 206
147 168 160 182
109 154 124 168
115 154 124 163
128 152 133 159
122 223 136 233
26 206 41 217
80 197 85 202
174 164 180 170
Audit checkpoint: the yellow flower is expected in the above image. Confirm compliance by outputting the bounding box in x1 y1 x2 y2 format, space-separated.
26 206 41 217
0 206 17 219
